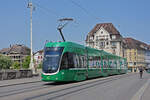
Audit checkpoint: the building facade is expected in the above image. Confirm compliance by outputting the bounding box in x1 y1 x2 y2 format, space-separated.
34 50 44 67
124 38 148 72
0 44 30 67
85 23 125 57
145 46 150 68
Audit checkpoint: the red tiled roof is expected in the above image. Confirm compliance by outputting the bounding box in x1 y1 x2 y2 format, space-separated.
88 23 120 36
8 44 30 55
86 23 121 41
0 44 30 55
124 38 148 50
0 48 10 54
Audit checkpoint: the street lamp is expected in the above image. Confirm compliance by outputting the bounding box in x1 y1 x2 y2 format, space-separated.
28 2 35 74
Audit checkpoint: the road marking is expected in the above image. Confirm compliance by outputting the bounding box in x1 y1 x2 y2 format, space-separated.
131 79 150 100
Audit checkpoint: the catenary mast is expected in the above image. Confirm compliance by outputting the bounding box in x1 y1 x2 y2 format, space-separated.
28 1 35 74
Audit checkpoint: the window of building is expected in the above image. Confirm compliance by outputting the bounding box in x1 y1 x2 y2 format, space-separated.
111 42 116 46
90 36 94 40
96 42 98 46
134 62 136 65
101 31 103 34
96 36 98 40
106 42 109 45
112 35 116 39
99 42 105 47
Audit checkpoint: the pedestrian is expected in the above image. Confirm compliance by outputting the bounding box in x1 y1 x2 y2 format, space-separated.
139 66 143 79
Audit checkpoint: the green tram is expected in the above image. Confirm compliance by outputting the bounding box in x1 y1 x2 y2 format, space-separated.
41 42 127 82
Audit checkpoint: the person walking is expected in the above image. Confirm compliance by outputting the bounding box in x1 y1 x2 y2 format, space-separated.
139 66 143 79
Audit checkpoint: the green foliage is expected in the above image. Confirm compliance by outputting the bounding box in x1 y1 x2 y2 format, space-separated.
22 56 30 69
12 61 20 69
0 55 12 69
38 62 42 69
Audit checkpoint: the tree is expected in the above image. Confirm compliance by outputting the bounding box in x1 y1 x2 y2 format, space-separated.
0 55 12 69
12 61 20 69
22 55 30 69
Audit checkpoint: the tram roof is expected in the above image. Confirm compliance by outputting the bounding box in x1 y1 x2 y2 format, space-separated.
45 41 125 59
45 41 85 49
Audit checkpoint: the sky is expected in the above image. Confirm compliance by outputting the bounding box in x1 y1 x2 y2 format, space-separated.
0 0 150 51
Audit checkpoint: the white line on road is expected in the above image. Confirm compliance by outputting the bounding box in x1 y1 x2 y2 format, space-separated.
131 78 150 100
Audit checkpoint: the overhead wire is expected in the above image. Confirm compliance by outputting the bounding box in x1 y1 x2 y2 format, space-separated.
32 1 62 18
25 0 103 23
26 0 101 28
35 1 81 27
66 0 104 22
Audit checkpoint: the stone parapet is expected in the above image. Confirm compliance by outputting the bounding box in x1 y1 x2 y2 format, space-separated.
0 69 32 81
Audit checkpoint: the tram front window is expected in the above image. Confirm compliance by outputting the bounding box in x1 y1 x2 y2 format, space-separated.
43 47 64 73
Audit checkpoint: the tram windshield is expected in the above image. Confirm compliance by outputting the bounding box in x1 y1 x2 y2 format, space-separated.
42 47 64 73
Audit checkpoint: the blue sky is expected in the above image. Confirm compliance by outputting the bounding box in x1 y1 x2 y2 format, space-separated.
0 0 150 51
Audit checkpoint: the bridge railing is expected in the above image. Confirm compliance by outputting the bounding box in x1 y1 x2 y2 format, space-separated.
0 69 32 80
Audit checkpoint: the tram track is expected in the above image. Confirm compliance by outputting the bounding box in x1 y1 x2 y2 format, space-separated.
25 73 135 100
0 73 135 100
0 82 50 98
0 83 46 97
26 78 117 100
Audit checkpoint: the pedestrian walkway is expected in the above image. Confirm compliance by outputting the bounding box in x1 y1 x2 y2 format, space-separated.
0 76 41 87
141 79 150 100
130 72 150 100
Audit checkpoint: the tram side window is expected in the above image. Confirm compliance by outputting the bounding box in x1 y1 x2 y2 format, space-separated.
73 54 87 68
93 56 99 68
74 55 82 68
88 56 102 68
88 56 93 68
79 56 84 68
109 59 113 68
67 53 74 68
60 52 74 69
60 53 68 69
82 56 87 68
102 57 109 69
79 56 81 68
95 56 101 68
73 54 79 68
117 60 120 69
93 56 96 68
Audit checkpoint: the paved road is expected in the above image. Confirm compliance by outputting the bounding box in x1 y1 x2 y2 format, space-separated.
0 76 41 87
0 72 150 100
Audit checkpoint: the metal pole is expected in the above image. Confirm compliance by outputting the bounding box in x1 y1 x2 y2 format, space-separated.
58 28 65 42
28 2 35 74
57 18 73 42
